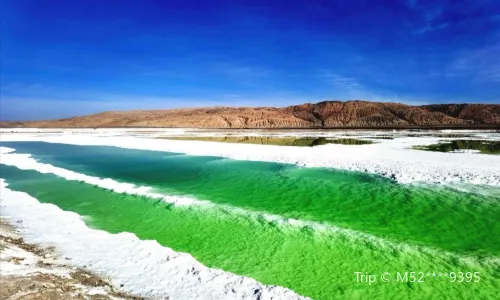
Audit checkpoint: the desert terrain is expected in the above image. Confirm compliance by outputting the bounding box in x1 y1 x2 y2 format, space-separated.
2 101 499 128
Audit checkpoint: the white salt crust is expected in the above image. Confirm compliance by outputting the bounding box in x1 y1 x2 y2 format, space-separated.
0 180 308 300
1 131 499 186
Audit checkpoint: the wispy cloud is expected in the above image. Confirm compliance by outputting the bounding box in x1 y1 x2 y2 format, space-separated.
414 22 449 35
317 71 462 105
223 94 240 98
319 72 398 102
447 43 500 83
218 65 270 78
322 72 365 92
410 1 448 35
212 63 271 86
412 2 499 35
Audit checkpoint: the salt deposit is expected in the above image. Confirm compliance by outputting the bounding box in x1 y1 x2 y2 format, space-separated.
1 130 499 186
0 180 308 299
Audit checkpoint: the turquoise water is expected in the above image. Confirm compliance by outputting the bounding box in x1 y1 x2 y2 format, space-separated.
1 142 500 299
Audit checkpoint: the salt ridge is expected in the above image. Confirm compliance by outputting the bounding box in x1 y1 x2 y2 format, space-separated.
0 180 309 300
1 132 499 186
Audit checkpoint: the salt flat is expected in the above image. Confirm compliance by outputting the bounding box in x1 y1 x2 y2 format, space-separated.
1 129 499 299
2 128 499 186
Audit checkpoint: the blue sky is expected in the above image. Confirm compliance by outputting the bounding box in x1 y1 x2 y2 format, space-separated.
1 0 499 120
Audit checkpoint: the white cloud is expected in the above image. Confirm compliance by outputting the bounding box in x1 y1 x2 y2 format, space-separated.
322 72 364 92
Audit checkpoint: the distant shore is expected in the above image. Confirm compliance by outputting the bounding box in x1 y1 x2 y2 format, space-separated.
2 124 500 130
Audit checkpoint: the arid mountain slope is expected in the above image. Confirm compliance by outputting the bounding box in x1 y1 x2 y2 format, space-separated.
285 101 475 127
2 101 499 128
423 104 500 124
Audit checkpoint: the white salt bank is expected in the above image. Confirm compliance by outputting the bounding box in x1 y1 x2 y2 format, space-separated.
1 129 499 186
0 180 308 300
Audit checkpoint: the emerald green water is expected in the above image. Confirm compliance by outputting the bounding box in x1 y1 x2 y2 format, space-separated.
3 142 500 256
1 142 500 299
1 166 499 299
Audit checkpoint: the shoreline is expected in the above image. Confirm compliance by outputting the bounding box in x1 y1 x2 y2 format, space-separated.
2 126 500 132
0 218 142 300
1 134 499 299
0 180 309 300
1 132 499 186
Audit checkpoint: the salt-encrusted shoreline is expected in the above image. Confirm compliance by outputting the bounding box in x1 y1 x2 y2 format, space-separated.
2 146 499 264
0 180 309 300
1 131 499 299
1 131 499 186
0 218 142 300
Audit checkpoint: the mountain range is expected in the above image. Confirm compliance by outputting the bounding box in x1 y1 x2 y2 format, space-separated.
2 101 499 128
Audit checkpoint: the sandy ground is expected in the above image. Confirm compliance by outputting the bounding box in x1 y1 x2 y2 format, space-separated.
0 218 144 300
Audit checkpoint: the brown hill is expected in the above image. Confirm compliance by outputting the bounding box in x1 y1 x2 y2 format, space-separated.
1 100 499 128
422 104 500 124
